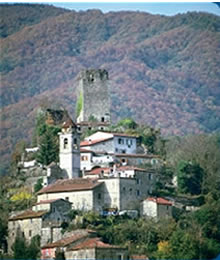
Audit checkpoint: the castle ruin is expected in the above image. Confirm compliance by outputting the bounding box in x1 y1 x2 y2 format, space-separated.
76 69 111 124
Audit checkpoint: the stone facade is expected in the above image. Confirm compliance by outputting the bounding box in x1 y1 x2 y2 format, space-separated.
77 69 111 124
8 199 72 253
140 197 173 220
37 179 104 213
65 237 129 260
99 168 156 211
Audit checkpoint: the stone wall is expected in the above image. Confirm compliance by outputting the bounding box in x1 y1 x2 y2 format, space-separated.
77 69 111 123
37 187 104 212
8 217 42 253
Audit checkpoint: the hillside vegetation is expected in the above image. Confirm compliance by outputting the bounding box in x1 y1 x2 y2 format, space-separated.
0 4 220 174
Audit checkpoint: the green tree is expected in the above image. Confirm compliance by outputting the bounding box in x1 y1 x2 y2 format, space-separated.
12 235 40 260
36 126 59 166
76 91 83 118
55 248 65 260
177 160 204 195
12 235 27 259
116 118 138 130
34 178 43 193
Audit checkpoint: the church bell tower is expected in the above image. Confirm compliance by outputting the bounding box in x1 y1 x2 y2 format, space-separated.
59 119 80 179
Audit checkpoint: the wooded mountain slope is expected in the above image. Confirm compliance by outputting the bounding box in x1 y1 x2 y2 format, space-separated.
0 4 220 173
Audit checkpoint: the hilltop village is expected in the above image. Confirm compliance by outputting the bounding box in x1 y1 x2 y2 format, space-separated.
7 69 172 259
5 69 220 260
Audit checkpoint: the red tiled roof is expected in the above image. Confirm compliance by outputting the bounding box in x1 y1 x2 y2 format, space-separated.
146 197 172 206
88 167 110 175
37 179 102 195
62 119 77 129
9 210 48 221
80 148 93 153
116 166 147 172
68 237 123 251
131 255 149 260
80 137 113 147
35 199 59 205
42 233 88 249
35 198 71 205
115 153 160 159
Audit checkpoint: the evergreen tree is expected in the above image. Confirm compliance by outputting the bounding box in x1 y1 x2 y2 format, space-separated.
36 126 59 166
177 160 204 195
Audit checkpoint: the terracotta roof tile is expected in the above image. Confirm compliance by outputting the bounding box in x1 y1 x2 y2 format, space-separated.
35 198 71 205
131 255 149 260
37 178 102 195
42 233 88 249
115 153 160 159
80 137 113 147
88 167 110 175
117 166 147 172
146 197 172 206
68 237 124 251
62 119 77 129
9 210 48 221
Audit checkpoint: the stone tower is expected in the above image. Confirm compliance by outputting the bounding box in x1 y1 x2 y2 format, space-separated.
59 119 80 179
76 69 111 124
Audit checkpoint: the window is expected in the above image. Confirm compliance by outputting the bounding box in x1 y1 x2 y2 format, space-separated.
129 188 132 194
118 255 123 260
149 174 152 180
101 117 105 122
118 138 124 145
29 230 32 237
74 138 77 144
81 155 88 161
137 190 140 196
64 138 68 149
98 193 101 200
136 179 140 185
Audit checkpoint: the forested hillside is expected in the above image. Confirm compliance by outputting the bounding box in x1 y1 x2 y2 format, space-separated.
0 4 220 174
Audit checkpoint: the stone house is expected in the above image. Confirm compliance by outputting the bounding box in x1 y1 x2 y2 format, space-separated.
140 197 173 220
37 178 104 213
8 199 72 253
65 237 129 260
81 131 138 154
41 229 96 259
43 162 67 187
99 166 156 211
37 167 157 213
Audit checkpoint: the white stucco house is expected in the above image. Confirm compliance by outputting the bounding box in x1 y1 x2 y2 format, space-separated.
80 131 138 154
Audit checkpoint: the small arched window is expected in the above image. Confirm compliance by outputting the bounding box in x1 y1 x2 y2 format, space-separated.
64 138 68 149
